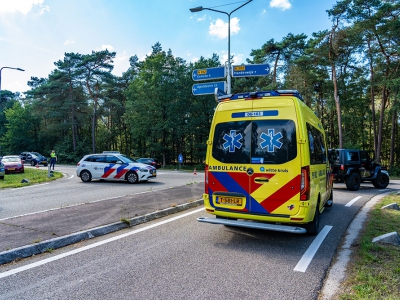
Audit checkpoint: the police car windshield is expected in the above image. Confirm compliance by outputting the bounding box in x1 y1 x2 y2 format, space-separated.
118 154 138 164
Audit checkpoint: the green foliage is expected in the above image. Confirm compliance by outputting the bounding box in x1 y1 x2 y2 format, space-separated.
388 165 400 178
0 102 40 154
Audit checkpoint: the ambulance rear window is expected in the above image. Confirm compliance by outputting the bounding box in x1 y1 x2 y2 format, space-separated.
212 120 297 164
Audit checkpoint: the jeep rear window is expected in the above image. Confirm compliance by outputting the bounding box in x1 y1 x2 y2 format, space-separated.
212 120 297 164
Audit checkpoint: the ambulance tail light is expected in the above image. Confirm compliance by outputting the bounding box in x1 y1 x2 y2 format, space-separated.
300 166 310 201
204 164 209 193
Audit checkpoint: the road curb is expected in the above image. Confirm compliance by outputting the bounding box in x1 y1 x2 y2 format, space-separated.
0 199 204 265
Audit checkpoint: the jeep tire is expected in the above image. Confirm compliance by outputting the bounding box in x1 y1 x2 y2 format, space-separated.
346 173 361 191
372 172 389 189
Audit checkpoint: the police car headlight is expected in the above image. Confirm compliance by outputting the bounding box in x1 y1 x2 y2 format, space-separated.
139 168 148 172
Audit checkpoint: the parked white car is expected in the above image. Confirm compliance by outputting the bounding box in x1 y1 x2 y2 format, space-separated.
76 152 156 183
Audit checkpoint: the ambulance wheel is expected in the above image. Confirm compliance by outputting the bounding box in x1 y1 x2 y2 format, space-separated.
345 173 361 191
80 170 92 182
324 190 333 207
305 206 320 236
126 171 138 184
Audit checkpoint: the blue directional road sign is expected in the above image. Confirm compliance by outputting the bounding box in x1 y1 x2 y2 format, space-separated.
192 66 226 81
232 63 270 78
192 81 226 96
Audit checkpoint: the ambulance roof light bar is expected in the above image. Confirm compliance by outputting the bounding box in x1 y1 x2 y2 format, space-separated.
214 89 303 102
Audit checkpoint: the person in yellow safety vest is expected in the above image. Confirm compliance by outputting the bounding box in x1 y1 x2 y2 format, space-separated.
50 150 57 170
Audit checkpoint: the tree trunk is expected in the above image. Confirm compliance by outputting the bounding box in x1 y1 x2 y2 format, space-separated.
389 108 396 169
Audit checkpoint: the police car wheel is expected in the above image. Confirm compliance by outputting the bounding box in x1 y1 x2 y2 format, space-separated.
80 170 92 182
126 171 138 184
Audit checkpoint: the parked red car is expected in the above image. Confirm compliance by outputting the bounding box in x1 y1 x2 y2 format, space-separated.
1 155 24 174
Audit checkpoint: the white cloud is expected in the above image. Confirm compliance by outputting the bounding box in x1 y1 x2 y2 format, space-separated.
209 17 240 39
196 14 206 22
112 51 130 75
39 5 49 15
220 51 245 65
0 0 47 15
101 44 114 51
269 0 291 10
115 50 128 62
64 40 74 45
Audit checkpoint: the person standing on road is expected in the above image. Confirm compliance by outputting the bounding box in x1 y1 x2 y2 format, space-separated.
50 150 57 170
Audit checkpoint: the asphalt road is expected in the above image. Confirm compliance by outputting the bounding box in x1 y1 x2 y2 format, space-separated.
0 165 202 219
0 166 398 299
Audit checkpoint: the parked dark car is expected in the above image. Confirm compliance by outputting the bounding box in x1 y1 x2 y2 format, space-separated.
329 149 389 191
1 155 24 174
20 151 48 166
136 158 161 169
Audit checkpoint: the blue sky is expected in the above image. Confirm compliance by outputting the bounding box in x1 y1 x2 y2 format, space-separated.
0 0 338 93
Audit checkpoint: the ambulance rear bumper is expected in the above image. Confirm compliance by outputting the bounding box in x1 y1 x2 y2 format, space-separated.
197 217 307 234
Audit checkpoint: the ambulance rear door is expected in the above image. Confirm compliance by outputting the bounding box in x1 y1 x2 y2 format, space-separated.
247 97 302 217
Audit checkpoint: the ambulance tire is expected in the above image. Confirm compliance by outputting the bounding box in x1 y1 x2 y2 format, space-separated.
126 171 138 184
80 170 92 182
305 206 320 236
324 190 333 207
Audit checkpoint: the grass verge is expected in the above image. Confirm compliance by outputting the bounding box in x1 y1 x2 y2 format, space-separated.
0 168 63 189
335 192 400 300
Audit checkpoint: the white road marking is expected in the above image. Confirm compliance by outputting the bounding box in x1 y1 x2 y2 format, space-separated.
0 207 204 279
294 225 333 272
10 183 50 190
345 196 362 207
67 175 74 179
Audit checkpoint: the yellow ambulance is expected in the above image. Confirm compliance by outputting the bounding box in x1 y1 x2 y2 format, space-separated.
198 90 333 235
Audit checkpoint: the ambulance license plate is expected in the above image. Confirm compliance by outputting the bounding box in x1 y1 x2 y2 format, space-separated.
218 196 242 206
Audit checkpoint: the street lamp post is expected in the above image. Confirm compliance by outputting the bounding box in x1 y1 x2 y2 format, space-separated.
0 66 25 93
190 0 252 94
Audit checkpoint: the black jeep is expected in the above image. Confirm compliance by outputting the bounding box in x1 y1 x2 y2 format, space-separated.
329 149 390 191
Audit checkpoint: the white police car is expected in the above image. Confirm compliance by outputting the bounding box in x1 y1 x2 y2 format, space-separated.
76 152 156 183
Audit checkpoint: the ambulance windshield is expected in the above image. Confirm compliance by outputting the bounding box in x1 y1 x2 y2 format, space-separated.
212 120 297 164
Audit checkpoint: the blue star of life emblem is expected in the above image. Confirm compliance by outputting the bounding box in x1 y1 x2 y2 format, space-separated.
260 129 283 152
223 130 243 152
